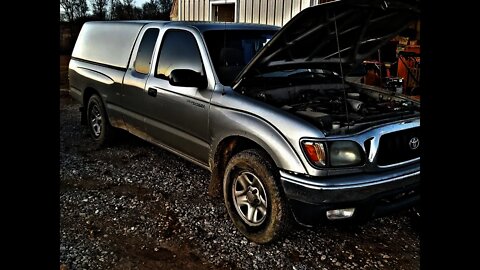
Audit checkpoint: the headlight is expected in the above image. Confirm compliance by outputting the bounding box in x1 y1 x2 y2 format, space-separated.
329 141 363 167
301 141 326 167
301 140 364 168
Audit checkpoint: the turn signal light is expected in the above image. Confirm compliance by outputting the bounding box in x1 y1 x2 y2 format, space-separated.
302 142 326 167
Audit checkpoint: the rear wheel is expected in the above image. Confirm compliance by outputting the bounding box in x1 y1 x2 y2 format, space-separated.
223 149 291 244
86 94 112 148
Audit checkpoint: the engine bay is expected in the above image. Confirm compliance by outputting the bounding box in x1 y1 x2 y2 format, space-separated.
239 80 419 135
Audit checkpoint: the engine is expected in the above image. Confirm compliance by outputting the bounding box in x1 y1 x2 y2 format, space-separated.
249 83 419 135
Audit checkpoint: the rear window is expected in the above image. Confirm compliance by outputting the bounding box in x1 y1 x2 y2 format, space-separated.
203 30 276 86
134 28 159 74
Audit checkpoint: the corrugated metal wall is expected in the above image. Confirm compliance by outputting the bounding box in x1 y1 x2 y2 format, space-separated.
176 0 332 26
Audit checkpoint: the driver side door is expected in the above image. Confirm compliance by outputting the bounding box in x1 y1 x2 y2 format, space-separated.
143 29 213 166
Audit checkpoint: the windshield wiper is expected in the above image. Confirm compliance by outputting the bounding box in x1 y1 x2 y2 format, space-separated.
286 70 340 78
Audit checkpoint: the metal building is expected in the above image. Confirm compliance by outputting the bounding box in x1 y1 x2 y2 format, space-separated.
170 0 333 26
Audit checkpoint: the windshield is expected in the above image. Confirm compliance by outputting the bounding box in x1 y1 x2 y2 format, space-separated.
203 30 276 86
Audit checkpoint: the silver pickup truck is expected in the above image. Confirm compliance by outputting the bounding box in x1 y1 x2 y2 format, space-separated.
69 0 420 243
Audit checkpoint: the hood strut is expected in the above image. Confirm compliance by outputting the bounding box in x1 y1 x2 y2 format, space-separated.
333 11 350 132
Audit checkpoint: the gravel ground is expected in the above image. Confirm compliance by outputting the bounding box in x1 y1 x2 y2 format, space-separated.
60 95 420 270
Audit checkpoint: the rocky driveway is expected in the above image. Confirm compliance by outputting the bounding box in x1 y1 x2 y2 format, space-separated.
60 95 420 270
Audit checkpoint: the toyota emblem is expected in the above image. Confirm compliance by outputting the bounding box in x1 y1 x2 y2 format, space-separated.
409 137 420 150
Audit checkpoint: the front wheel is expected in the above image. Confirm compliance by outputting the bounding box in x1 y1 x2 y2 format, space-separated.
223 149 291 244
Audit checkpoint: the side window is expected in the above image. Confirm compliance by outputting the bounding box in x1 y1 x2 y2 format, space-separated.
156 30 204 79
134 28 159 74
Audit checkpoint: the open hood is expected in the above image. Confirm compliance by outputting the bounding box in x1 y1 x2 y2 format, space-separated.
233 0 419 87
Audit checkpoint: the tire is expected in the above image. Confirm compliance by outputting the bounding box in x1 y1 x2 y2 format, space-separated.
223 149 291 244
86 94 112 148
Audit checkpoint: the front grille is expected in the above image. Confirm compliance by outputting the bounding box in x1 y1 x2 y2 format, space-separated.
376 127 420 166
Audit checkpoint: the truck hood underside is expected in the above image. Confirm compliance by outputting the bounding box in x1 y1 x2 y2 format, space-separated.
233 0 419 86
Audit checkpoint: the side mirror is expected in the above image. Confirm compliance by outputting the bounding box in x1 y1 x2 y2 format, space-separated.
169 69 207 89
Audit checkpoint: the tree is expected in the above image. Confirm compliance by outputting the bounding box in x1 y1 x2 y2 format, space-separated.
92 0 108 20
122 0 135 19
73 0 89 19
60 0 76 22
142 0 161 19
122 0 134 7
109 0 117 19
59 0 89 22
59 0 90 55
158 0 172 14
141 0 172 20
110 0 142 20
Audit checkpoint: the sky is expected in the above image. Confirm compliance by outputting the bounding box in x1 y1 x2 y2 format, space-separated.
135 0 149 7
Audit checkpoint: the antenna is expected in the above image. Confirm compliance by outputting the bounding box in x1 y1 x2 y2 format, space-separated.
333 11 350 131
222 0 227 95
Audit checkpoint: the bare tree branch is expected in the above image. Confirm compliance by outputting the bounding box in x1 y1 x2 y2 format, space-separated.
60 0 89 22
92 0 108 20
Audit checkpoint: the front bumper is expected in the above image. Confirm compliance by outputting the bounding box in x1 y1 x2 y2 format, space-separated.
280 163 420 225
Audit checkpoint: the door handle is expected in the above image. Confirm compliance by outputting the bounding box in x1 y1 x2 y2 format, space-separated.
147 88 157 97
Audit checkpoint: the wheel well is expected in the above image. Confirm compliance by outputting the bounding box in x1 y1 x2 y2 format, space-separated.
81 88 99 125
208 136 275 198
83 87 98 107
